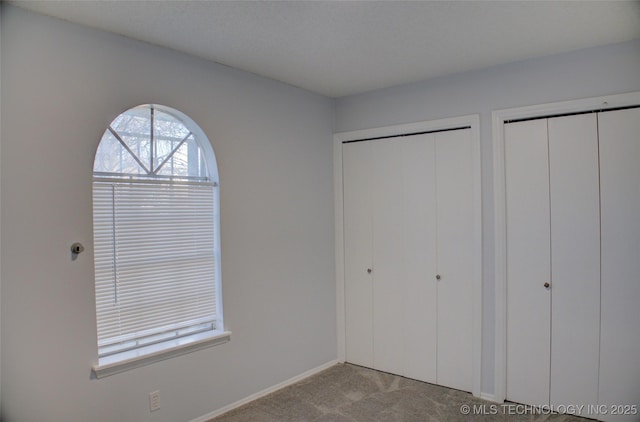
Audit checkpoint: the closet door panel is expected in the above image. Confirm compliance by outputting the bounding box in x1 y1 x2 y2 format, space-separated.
343 142 374 367
598 108 640 422
371 139 405 375
401 134 438 383
505 120 551 405
548 114 600 411
435 128 474 392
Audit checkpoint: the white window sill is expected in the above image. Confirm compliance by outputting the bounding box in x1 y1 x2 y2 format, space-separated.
92 330 231 379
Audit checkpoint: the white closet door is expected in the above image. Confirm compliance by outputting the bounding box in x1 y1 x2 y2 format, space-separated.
505 119 551 406
343 128 475 391
371 139 405 375
548 114 600 412
401 134 438 383
435 128 474 392
598 108 640 422
343 141 374 367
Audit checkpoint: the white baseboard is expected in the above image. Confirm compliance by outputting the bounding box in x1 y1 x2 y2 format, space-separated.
191 360 340 422
479 392 500 403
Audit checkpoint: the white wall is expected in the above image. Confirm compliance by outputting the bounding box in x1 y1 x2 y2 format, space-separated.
0 5 335 422
335 38 640 395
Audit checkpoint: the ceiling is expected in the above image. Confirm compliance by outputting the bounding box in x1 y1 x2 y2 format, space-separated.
8 1 640 98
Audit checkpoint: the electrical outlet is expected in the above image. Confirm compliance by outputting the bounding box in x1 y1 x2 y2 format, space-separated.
149 390 161 412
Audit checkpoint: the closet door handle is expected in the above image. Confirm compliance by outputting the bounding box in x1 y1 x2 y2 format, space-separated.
367 268 372 274
544 282 550 289
436 274 441 280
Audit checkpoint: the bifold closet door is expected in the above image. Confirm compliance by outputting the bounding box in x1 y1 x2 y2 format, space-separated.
505 114 600 409
371 137 411 376
548 114 600 411
598 108 640 422
435 129 474 392
343 135 438 381
400 134 438 384
343 129 473 391
505 119 552 406
399 130 475 388
343 141 374 368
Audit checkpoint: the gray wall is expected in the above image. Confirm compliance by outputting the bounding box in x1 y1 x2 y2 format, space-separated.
0 6 335 422
335 38 640 395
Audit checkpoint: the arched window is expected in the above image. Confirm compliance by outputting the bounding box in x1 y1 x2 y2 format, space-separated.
92 105 224 374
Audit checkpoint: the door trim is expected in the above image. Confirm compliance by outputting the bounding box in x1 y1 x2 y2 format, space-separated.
492 91 640 403
334 114 482 397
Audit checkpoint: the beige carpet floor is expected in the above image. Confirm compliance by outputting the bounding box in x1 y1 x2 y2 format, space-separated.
210 363 588 421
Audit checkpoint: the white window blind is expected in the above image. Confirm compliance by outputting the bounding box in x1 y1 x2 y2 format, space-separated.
93 179 219 357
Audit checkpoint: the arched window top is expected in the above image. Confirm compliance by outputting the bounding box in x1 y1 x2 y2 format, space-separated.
94 104 214 182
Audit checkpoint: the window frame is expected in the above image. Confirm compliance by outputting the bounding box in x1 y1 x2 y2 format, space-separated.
91 104 230 379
